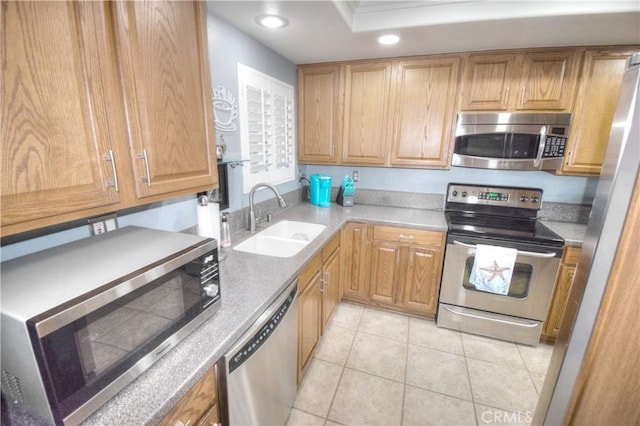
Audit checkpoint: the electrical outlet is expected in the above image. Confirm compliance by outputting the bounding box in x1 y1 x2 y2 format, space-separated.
352 170 359 182
88 214 119 235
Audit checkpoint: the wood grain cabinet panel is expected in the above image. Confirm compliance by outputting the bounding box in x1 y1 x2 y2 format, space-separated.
159 367 218 426
113 1 218 199
298 256 323 382
1 1 123 230
390 57 461 167
541 246 581 342
342 62 392 165
516 50 580 110
370 242 401 306
460 49 580 112
297 64 342 164
459 53 519 110
561 48 637 175
340 222 371 303
401 246 444 316
321 239 341 332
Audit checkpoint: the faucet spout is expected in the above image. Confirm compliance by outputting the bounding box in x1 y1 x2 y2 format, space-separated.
248 183 287 233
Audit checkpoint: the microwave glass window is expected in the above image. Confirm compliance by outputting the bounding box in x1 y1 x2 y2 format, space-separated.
455 133 540 159
461 256 532 298
37 261 210 417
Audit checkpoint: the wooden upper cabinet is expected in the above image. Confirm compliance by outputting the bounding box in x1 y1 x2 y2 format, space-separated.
460 49 580 111
459 53 519 110
113 1 217 199
297 64 342 164
561 48 636 175
342 61 393 165
390 57 461 167
1 1 122 231
516 50 580 110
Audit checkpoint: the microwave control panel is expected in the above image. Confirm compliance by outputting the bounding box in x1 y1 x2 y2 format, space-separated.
542 135 567 158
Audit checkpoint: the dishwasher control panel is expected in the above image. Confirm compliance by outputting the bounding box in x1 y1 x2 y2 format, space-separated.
228 285 298 373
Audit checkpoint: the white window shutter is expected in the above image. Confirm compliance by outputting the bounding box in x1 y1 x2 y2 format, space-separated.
238 64 295 193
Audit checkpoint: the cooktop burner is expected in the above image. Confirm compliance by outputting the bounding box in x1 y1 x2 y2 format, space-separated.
444 183 564 246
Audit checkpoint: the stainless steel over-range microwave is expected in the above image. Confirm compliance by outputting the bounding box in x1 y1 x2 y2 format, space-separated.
1 227 221 425
452 112 572 171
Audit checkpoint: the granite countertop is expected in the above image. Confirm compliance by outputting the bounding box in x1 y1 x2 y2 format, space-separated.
79 203 447 425
541 220 587 247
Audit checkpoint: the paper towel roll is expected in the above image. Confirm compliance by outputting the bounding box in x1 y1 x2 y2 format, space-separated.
197 202 221 248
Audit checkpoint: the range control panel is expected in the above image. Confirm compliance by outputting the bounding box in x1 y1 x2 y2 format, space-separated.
446 184 543 210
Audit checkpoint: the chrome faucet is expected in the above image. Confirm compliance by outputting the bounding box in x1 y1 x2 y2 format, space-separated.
248 183 287 233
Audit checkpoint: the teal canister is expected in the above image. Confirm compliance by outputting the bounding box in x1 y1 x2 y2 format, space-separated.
310 174 320 205
318 175 332 207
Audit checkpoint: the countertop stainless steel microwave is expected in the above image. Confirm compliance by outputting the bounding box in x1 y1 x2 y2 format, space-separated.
0 227 221 425
452 112 572 171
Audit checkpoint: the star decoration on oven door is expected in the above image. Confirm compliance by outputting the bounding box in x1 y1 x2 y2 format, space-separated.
480 260 512 282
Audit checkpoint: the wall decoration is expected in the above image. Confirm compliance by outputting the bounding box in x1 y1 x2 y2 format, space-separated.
212 85 238 133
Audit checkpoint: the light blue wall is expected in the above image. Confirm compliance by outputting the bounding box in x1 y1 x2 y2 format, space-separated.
1 196 197 262
205 11 300 210
303 165 598 204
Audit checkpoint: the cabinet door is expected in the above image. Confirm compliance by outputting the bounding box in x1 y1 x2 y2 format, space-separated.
542 264 576 339
516 50 580 110
1 1 122 232
342 62 392 165
562 49 634 175
298 271 322 382
459 53 520 110
369 241 401 306
341 223 371 303
298 64 342 164
402 246 443 317
322 246 341 332
113 1 218 199
159 367 217 426
390 57 460 168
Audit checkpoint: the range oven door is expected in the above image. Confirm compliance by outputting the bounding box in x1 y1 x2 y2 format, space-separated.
437 235 562 345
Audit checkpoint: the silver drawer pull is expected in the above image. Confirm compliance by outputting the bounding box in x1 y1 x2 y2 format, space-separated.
137 149 151 186
452 240 557 258
399 234 414 239
443 305 539 328
103 150 119 192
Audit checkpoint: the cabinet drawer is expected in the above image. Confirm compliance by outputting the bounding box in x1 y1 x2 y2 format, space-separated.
322 232 341 260
159 368 217 426
563 246 582 265
299 253 323 291
373 225 444 247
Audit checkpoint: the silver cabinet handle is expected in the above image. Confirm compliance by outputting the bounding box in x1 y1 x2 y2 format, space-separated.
137 149 151 186
103 150 119 192
442 305 539 328
452 240 558 258
504 87 510 106
325 271 330 287
520 86 526 105
398 234 414 239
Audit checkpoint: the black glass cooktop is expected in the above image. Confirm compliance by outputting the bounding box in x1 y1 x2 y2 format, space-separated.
446 211 564 245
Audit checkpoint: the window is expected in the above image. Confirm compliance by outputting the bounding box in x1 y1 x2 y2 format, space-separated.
237 64 295 193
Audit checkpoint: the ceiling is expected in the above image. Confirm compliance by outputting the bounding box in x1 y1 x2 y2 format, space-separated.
207 1 640 64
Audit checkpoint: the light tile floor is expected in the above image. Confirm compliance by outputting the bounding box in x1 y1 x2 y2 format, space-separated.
287 302 553 426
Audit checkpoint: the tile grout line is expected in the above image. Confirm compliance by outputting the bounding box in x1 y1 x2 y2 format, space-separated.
460 334 481 426
320 304 364 425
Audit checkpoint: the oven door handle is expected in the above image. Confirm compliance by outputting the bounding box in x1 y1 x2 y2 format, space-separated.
452 240 558 258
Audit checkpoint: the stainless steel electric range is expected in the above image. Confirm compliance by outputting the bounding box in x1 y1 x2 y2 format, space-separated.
437 183 564 345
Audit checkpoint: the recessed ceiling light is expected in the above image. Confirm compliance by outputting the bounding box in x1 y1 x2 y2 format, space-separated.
255 14 289 29
378 34 400 45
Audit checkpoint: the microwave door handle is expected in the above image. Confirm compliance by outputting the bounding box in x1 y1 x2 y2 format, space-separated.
534 125 547 168
452 240 558 258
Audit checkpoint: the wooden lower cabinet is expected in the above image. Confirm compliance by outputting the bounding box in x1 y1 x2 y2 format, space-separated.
342 223 445 318
368 226 445 318
340 222 371 303
159 367 219 426
298 233 342 382
541 246 582 342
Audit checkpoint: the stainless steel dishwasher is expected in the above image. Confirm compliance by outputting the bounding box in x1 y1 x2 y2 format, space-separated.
223 279 298 425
